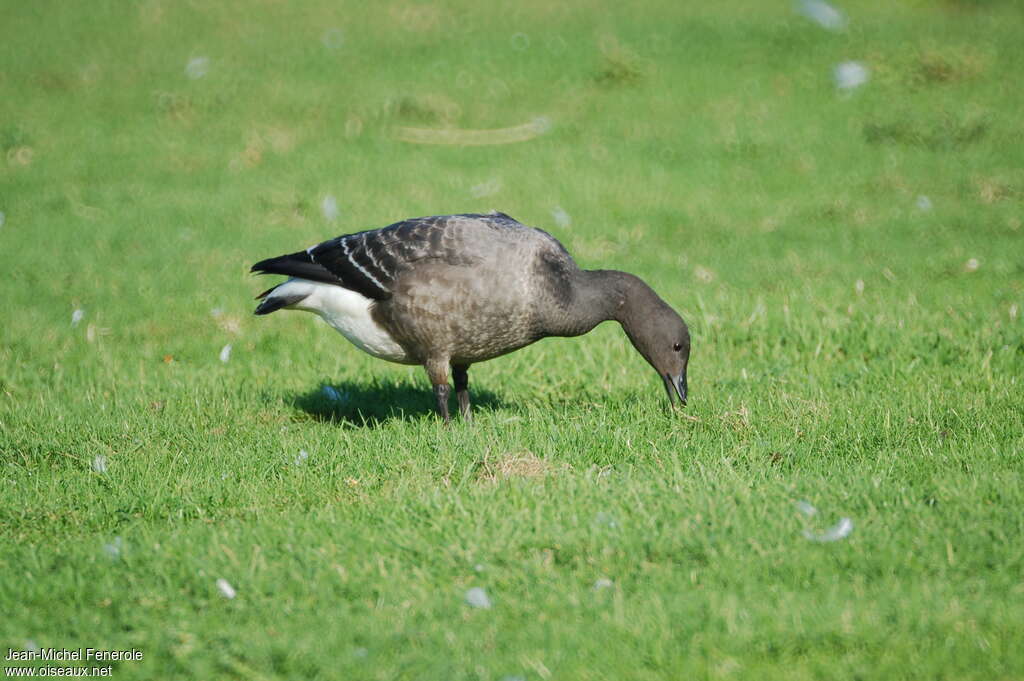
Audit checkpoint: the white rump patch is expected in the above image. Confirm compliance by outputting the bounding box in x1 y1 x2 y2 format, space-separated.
265 278 410 363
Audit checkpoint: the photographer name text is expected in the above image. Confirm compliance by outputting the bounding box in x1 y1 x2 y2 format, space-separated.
5 649 142 663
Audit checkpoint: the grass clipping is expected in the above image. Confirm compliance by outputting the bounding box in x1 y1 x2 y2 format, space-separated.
393 117 551 145
476 451 565 484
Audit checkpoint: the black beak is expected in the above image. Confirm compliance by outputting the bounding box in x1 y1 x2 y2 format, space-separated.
663 370 688 408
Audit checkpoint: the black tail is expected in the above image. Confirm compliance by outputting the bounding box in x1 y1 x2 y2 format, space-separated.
254 288 307 315
251 251 343 286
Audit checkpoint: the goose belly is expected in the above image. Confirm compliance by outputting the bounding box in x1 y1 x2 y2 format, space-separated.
383 267 543 364
279 279 413 363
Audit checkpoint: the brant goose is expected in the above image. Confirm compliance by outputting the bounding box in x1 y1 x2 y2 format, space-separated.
252 213 689 421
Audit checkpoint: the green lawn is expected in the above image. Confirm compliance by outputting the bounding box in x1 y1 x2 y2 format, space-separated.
2 0 1022 679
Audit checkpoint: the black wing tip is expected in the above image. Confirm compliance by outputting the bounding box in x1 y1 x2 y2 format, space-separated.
250 256 277 274
251 251 313 275
249 251 350 287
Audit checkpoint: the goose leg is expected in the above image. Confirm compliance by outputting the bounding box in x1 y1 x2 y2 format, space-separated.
433 384 451 423
453 364 472 422
424 359 451 423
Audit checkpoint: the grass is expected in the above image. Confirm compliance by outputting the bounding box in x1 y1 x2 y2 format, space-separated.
1 0 1023 679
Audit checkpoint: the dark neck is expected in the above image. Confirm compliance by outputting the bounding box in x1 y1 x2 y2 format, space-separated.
549 269 660 337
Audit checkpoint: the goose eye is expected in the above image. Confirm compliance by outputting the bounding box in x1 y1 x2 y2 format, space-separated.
672 343 683 352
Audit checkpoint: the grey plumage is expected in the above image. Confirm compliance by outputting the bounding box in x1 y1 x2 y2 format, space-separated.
252 213 690 421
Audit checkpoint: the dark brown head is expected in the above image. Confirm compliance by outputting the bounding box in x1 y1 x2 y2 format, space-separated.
618 280 690 407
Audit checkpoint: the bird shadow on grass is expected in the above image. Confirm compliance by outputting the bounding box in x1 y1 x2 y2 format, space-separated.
290 378 508 426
